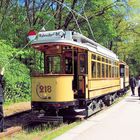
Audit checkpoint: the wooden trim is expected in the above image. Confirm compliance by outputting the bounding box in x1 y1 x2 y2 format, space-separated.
89 85 120 92
88 78 120 81
31 73 74 77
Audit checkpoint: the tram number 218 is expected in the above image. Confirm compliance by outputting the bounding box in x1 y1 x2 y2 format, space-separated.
39 85 52 93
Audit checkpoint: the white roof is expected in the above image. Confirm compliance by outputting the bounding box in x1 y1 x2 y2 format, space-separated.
31 30 119 61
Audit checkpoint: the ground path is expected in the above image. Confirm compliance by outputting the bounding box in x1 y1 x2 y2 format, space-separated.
54 89 140 140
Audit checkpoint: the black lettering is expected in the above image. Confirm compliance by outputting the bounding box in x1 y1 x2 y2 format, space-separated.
39 85 44 93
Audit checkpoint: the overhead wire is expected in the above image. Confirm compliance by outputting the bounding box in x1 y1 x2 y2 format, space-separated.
82 0 96 41
3 0 97 69
3 12 57 69
54 0 96 40
66 7 83 34
54 0 87 21
2 11 57 94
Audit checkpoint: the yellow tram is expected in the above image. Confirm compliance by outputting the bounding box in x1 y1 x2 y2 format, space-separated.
30 30 129 116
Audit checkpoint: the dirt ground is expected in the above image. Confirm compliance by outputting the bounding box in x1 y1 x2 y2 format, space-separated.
4 102 31 116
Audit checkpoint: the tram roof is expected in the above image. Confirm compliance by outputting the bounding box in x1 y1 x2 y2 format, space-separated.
31 30 119 61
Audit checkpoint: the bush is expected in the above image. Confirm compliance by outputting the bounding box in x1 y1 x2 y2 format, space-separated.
0 40 31 103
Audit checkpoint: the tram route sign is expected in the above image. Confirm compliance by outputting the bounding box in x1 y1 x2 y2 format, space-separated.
37 30 65 41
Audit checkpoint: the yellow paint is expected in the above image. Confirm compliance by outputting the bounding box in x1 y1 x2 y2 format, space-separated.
87 51 121 99
125 76 129 87
31 75 74 102
88 79 120 99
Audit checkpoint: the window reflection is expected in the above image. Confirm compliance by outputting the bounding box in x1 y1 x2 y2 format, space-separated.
46 56 61 74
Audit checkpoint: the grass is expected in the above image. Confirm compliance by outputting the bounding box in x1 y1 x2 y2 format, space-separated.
4 98 30 107
42 122 81 140
3 121 81 140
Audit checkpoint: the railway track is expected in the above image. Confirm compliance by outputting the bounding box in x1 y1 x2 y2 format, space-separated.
0 109 66 138
0 108 85 138
0 93 128 138
0 110 32 138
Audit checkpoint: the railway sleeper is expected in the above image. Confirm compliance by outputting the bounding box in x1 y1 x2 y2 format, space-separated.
31 113 63 123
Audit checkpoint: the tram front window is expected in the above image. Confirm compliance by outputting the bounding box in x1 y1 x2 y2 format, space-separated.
46 56 61 74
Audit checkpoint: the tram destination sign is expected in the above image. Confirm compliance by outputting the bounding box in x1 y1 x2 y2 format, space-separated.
37 30 65 41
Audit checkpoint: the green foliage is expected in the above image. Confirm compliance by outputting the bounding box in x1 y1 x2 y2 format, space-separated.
0 40 30 102
0 0 140 94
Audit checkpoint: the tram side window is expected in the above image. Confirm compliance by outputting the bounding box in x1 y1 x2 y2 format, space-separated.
91 61 96 78
102 63 105 78
112 66 114 78
109 65 111 78
97 56 101 61
46 56 61 74
116 67 118 78
92 54 96 60
117 67 119 77
97 62 101 78
106 64 109 78
114 67 116 78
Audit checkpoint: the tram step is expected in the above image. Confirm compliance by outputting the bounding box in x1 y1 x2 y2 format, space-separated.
74 109 86 113
63 115 86 120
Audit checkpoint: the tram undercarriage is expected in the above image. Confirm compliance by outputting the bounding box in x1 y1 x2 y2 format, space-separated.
32 88 127 120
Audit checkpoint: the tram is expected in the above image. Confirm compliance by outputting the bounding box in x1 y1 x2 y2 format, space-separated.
30 29 129 117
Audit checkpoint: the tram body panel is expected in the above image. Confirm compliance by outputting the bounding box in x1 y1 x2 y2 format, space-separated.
120 62 129 90
87 51 120 99
125 76 129 87
31 75 74 102
88 79 120 98
120 77 124 89
125 66 129 88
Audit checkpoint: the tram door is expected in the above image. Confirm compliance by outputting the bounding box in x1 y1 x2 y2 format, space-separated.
120 64 125 89
78 53 87 98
